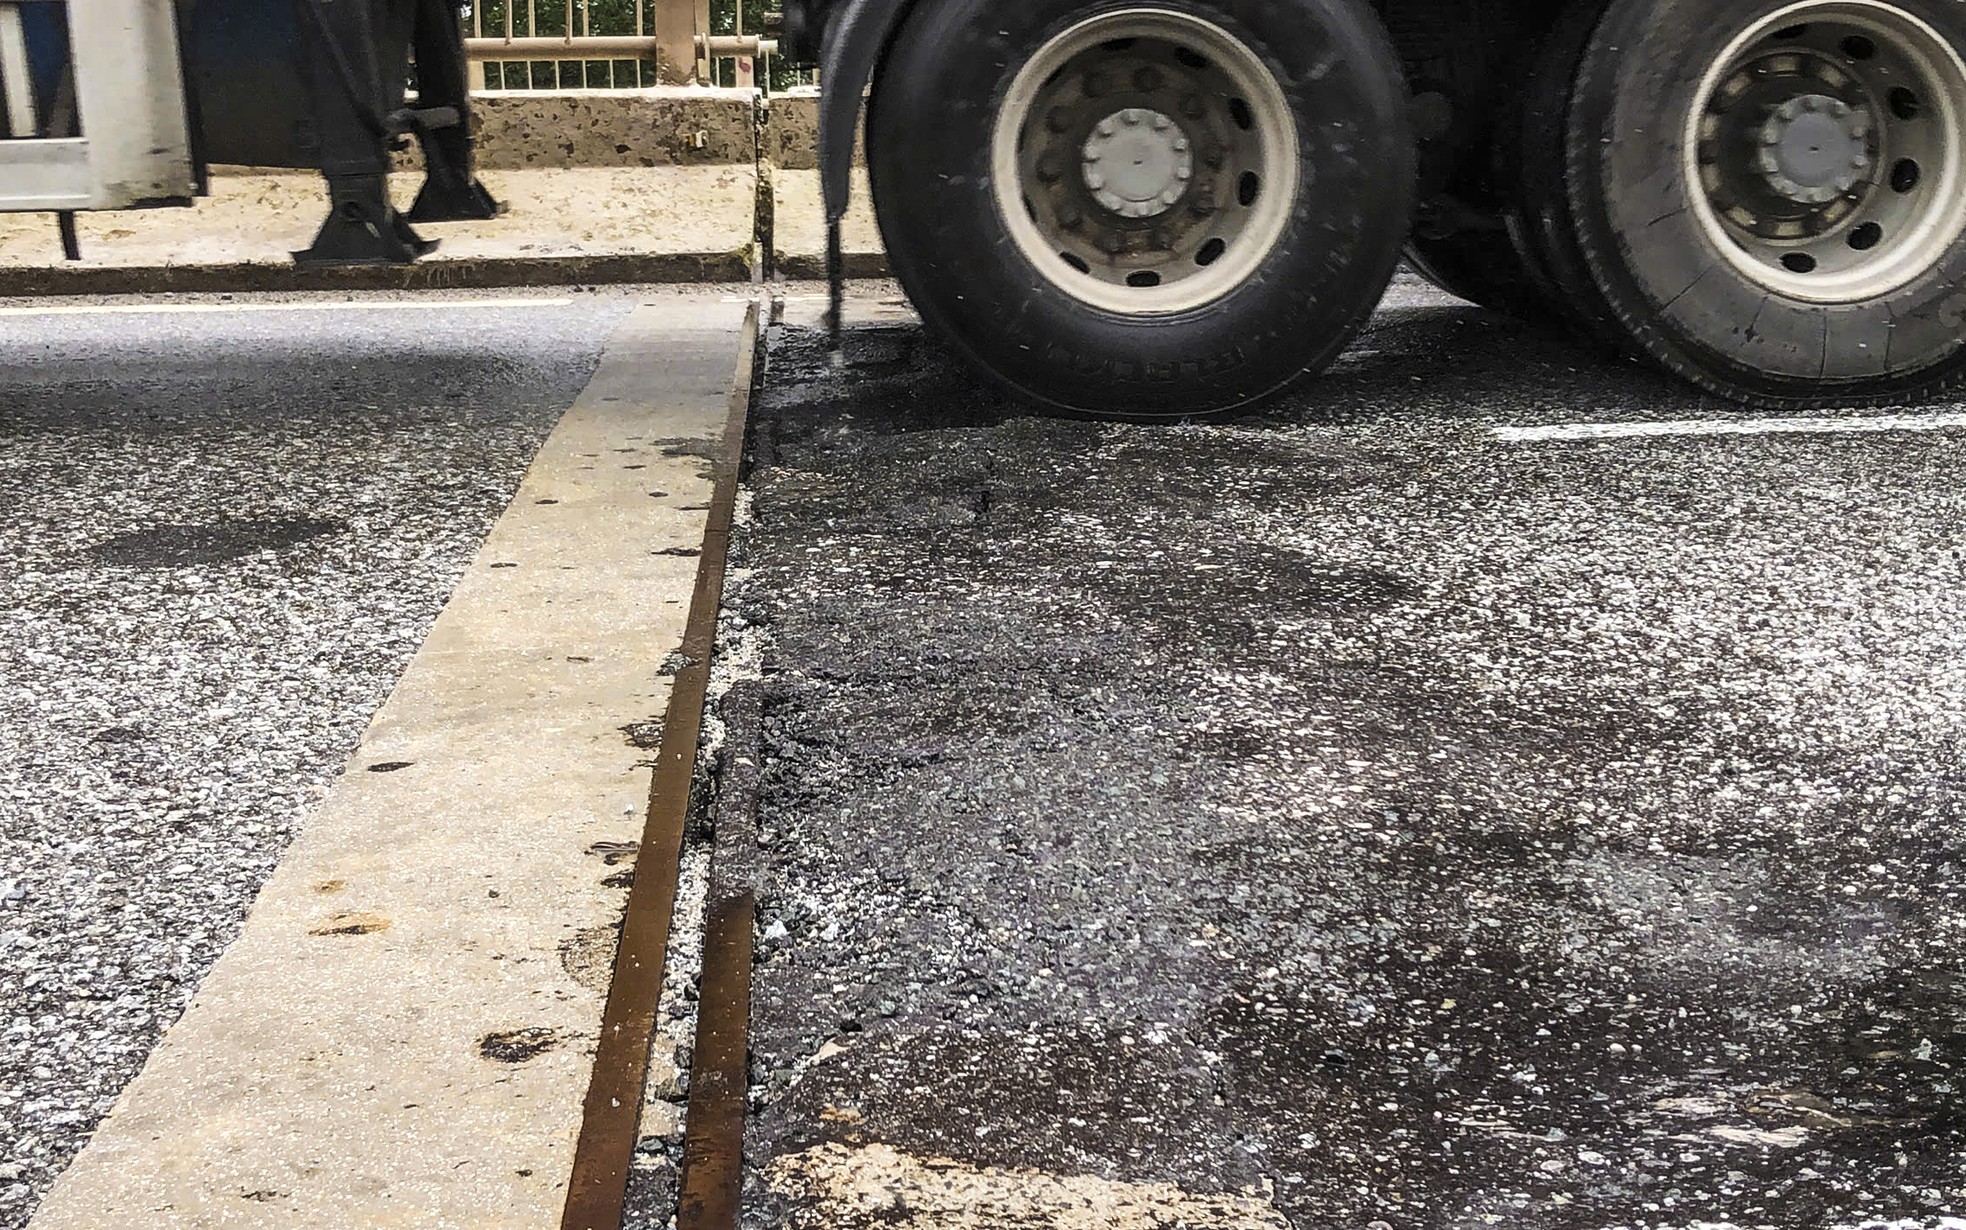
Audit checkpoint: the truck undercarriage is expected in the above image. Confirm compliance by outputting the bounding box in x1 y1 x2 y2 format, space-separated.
786 0 1966 418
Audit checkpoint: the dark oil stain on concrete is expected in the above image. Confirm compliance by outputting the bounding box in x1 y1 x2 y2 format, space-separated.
366 761 414 773
559 924 619 993
620 718 665 750
86 517 345 567
587 840 639 865
479 1027 563 1064
308 912 389 936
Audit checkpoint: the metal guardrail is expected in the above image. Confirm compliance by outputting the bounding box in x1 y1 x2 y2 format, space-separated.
465 0 789 90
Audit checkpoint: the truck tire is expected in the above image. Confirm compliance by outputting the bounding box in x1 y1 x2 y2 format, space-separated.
1566 0 1966 405
1403 228 1553 318
866 0 1415 419
1498 0 1626 352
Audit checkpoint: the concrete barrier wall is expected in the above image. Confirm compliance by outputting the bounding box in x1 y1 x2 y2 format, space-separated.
214 87 835 175
469 88 762 168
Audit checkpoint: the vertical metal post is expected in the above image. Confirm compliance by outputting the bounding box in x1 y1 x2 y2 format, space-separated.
634 0 645 86
471 0 492 91
62 0 196 207
733 0 752 89
693 0 710 81
654 0 699 84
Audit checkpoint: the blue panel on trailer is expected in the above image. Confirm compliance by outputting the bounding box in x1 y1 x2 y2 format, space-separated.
18 3 67 128
178 0 315 168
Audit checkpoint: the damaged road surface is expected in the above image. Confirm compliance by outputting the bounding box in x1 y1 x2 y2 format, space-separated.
719 283 1966 1230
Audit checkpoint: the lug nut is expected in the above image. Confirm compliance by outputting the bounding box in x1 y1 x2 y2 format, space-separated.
1099 232 1126 255
1058 205 1084 230
1134 66 1164 92
1046 106 1074 134
1180 94 1206 120
1085 70 1112 97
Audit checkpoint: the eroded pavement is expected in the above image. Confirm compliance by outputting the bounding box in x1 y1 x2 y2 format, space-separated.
710 282 1966 1230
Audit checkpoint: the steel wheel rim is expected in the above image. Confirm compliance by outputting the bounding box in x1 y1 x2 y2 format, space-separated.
990 8 1300 315
1682 0 1966 303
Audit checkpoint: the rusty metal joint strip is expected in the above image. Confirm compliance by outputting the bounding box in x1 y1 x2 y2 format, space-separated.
676 671 766 1230
561 298 762 1230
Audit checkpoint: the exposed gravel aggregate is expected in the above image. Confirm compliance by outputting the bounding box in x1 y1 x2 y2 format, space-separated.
729 283 1966 1228
0 290 641 1226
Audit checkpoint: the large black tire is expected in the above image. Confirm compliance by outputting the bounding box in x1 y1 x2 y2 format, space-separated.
866 0 1416 419
1565 0 1966 406
1396 0 1608 334
1496 0 1627 352
1404 227 1555 319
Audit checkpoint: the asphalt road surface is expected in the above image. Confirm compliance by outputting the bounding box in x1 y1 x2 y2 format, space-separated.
727 281 1966 1229
0 289 649 1226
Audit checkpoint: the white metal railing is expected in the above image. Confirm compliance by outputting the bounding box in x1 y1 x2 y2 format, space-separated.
462 0 800 91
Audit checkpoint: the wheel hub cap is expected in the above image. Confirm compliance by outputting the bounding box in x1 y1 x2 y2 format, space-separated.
1755 93 1872 203
1081 107 1193 218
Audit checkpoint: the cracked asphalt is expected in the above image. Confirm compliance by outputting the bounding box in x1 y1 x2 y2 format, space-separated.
724 279 1966 1229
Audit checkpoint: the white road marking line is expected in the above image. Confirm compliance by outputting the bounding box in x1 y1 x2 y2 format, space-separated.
1495 411 1966 443
0 296 574 318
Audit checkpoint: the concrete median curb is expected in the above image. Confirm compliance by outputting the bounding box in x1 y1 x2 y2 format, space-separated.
0 251 753 296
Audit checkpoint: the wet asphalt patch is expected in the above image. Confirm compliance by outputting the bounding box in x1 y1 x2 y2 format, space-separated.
724 286 1966 1229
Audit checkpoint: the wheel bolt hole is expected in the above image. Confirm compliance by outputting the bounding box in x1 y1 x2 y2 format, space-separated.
1847 221 1883 251
1780 251 1819 273
1237 170 1260 207
1889 86 1921 120
1173 46 1208 70
1771 23 1810 39
1890 157 1921 193
1060 251 1091 274
1228 97 1253 130
1195 236 1226 266
1126 270 1162 288
1840 34 1876 60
